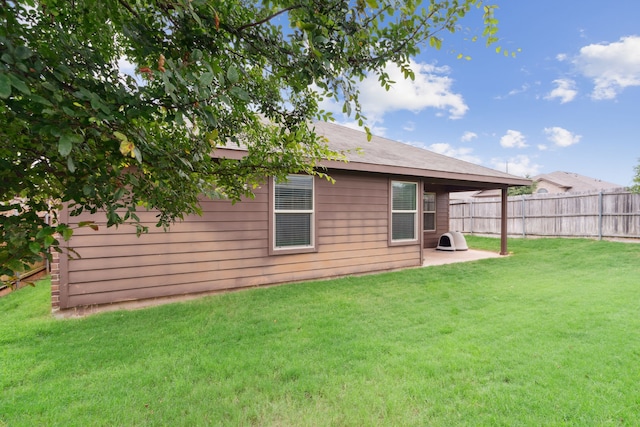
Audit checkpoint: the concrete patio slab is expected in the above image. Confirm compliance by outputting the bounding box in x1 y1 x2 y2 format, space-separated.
423 248 505 267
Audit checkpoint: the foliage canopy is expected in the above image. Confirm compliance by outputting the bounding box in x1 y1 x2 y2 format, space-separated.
1 0 500 280
508 175 537 196
632 160 640 193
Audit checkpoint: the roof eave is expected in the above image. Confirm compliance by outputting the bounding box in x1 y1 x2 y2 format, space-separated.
320 160 531 187
213 148 532 188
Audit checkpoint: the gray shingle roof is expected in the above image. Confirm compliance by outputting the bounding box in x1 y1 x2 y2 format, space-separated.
213 121 531 188
533 171 622 192
313 121 529 187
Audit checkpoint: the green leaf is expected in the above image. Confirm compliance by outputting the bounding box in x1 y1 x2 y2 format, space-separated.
230 86 249 101
0 73 11 98
36 228 53 239
61 227 74 241
133 147 142 163
78 221 99 231
1 53 14 64
58 133 83 157
58 137 73 157
62 106 76 117
67 156 76 173
28 242 41 255
200 71 214 86
30 94 54 106
14 45 33 60
9 74 30 95
429 36 442 50
43 235 55 249
162 73 176 94
113 131 128 142
226 65 239 84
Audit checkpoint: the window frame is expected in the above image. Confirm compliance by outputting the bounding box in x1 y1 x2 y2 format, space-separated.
423 191 437 232
270 174 316 254
389 180 419 244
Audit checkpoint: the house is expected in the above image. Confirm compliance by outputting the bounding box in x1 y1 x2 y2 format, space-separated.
453 171 622 199
51 122 530 312
532 171 622 194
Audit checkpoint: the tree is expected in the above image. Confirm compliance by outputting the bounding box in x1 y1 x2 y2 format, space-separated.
632 160 640 193
508 175 538 196
1 0 502 281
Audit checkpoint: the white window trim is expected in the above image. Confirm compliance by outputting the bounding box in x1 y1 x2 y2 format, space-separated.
423 192 436 232
273 174 315 251
391 180 419 242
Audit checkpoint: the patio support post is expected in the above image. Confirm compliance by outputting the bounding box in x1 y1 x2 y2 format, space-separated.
500 187 508 255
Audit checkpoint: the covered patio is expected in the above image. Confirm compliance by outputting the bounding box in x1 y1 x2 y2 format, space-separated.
422 247 505 267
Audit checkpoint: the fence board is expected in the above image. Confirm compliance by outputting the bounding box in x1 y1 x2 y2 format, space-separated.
450 188 640 239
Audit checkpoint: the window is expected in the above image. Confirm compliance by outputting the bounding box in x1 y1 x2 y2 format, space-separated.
391 181 418 241
274 175 314 249
423 192 436 232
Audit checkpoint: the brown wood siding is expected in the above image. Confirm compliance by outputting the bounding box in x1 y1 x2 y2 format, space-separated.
60 172 423 309
423 186 450 248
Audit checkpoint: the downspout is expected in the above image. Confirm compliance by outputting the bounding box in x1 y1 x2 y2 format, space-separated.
45 212 51 272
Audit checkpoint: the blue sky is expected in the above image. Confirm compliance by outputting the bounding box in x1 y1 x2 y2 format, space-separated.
322 0 640 186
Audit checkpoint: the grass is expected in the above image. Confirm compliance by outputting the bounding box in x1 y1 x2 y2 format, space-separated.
1 236 640 426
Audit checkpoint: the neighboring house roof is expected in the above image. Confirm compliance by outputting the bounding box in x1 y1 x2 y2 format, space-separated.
213 121 530 190
533 171 622 193
452 170 623 199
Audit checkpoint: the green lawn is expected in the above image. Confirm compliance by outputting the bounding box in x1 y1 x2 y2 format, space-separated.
2 237 640 426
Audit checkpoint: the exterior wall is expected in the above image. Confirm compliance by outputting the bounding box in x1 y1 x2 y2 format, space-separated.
57 171 423 310
423 186 450 248
535 180 565 194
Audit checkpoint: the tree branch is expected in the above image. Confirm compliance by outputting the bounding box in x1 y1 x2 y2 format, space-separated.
117 0 139 19
237 5 301 32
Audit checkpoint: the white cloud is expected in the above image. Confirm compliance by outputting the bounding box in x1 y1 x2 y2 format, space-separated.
315 60 468 126
507 84 530 97
357 60 468 122
428 143 482 164
461 131 478 142
118 57 136 77
556 53 568 62
500 130 528 148
403 121 416 132
544 126 581 147
537 144 548 151
117 56 145 87
545 79 578 103
495 84 530 100
574 35 640 100
490 155 541 177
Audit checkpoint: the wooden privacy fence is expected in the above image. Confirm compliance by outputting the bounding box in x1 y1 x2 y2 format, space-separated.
450 188 640 240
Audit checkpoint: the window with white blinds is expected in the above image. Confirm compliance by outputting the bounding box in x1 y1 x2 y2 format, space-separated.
423 192 436 232
391 181 417 241
274 175 314 249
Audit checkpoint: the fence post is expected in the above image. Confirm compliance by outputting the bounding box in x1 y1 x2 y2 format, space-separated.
501 188 508 255
598 191 603 240
470 200 474 234
522 195 526 237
